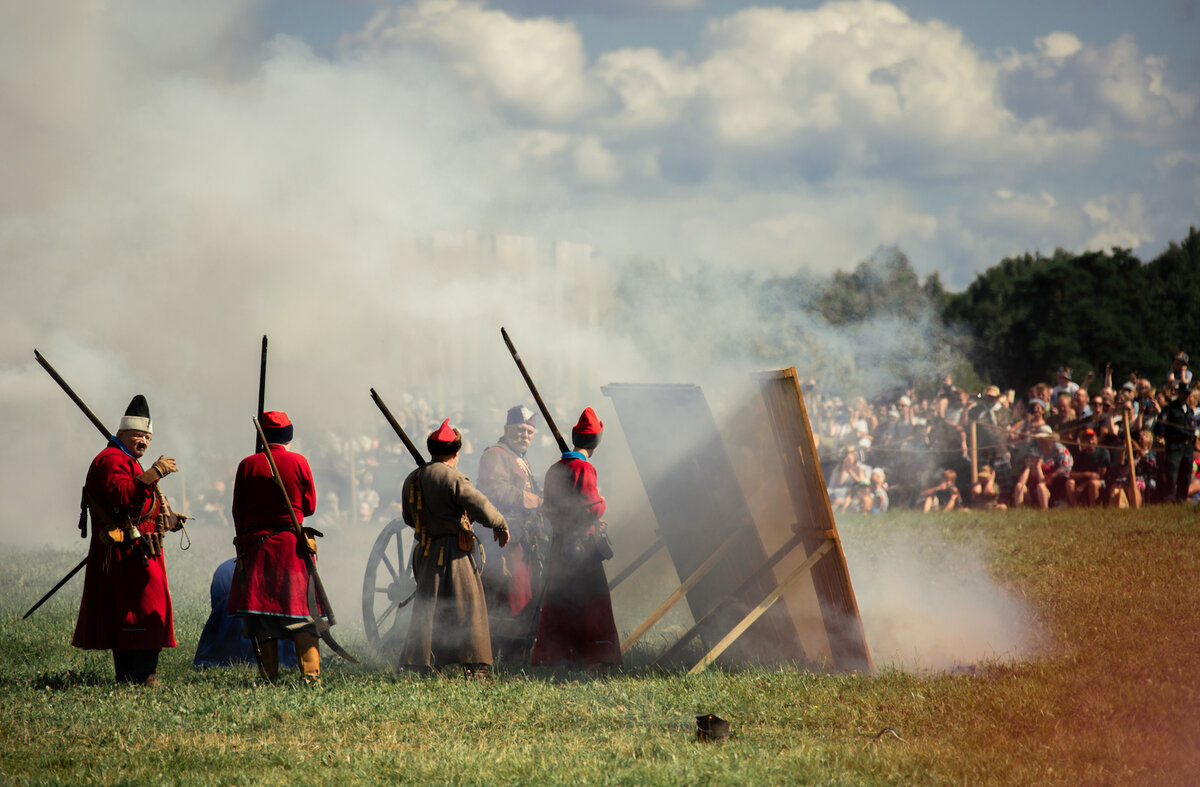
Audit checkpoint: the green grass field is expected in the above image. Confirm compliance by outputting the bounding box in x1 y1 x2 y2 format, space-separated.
3 507 1199 785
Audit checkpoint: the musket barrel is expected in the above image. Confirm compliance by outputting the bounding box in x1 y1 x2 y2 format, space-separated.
255 335 268 453
370 388 427 467
34 350 113 440
22 557 87 620
500 328 569 454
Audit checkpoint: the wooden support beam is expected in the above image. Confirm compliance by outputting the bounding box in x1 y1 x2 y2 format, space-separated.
608 535 666 592
620 528 746 654
653 530 804 668
688 539 835 675
1123 416 1142 508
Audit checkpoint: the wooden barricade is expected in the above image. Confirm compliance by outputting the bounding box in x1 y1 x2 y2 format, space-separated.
602 370 872 673
602 382 807 668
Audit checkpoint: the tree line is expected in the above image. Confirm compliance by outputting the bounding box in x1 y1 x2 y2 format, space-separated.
609 226 1200 398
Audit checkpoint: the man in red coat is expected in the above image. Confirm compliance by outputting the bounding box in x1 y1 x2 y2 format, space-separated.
476 405 543 664
530 407 621 669
72 395 180 685
228 411 321 683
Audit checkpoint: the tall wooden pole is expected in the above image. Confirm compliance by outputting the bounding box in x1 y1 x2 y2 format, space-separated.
1123 413 1141 508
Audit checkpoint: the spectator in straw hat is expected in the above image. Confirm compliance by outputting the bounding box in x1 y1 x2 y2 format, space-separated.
1012 424 1073 509
971 464 1006 510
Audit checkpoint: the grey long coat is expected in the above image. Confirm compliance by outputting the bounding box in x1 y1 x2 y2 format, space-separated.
399 460 507 668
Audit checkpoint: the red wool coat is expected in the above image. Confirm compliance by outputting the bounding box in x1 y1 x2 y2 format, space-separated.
530 453 621 666
72 442 176 651
227 445 318 619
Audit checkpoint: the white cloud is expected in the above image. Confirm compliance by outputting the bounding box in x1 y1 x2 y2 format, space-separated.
1001 32 1198 143
354 0 1109 186
328 0 1193 283
1083 194 1152 251
573 136 622 183
1035 31 1083 59
592 48 698 131
686 3 1108 176
353 0 605 123
481 0 700 14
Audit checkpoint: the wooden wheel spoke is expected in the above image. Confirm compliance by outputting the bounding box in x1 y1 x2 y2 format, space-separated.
374 600 400 630
379 552 400 582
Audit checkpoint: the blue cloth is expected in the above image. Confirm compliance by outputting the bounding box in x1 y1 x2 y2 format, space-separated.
193 558 296 668
110 437 137 461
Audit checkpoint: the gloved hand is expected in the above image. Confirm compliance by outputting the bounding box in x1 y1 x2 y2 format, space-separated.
493 524 510 548
137 456 178 485
152 456 178 479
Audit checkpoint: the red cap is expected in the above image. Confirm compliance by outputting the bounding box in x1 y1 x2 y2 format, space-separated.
263 411 291 428
434 418 456 442
574 407 603 435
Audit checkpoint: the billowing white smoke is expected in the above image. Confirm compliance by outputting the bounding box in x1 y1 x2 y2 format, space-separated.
843 530 1039 671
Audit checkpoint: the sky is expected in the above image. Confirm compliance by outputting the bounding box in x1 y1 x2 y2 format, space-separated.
253 0 1200 285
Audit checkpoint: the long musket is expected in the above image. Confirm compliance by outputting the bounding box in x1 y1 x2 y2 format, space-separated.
35 350 112 442
367 388 429 613
255 335 268 454
243 335 269 675
24 351 113 618
501 327 569 454
500 328 574 663
369 388 427 467
22 557 87 619
251 416 357 663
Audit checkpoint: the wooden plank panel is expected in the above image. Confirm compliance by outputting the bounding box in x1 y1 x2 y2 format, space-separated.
602 383 809 666
754 368 873 672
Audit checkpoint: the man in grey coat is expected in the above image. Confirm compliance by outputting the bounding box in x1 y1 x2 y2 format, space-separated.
400 419 509 676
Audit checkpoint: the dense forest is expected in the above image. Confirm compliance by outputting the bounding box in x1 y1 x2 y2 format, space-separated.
938 227 1200 390
610 226 1200 398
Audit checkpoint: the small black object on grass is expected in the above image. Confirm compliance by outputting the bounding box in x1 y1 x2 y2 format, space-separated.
696 713 730 743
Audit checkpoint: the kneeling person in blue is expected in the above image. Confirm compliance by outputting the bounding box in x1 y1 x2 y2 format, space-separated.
193 557 296 669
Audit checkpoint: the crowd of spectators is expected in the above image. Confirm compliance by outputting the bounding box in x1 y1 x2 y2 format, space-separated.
809 352 1200 512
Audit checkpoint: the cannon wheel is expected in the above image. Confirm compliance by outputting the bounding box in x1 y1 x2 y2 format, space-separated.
361 517 416 656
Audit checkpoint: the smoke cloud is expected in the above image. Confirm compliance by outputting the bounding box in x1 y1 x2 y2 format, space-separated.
841 530 1040 672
